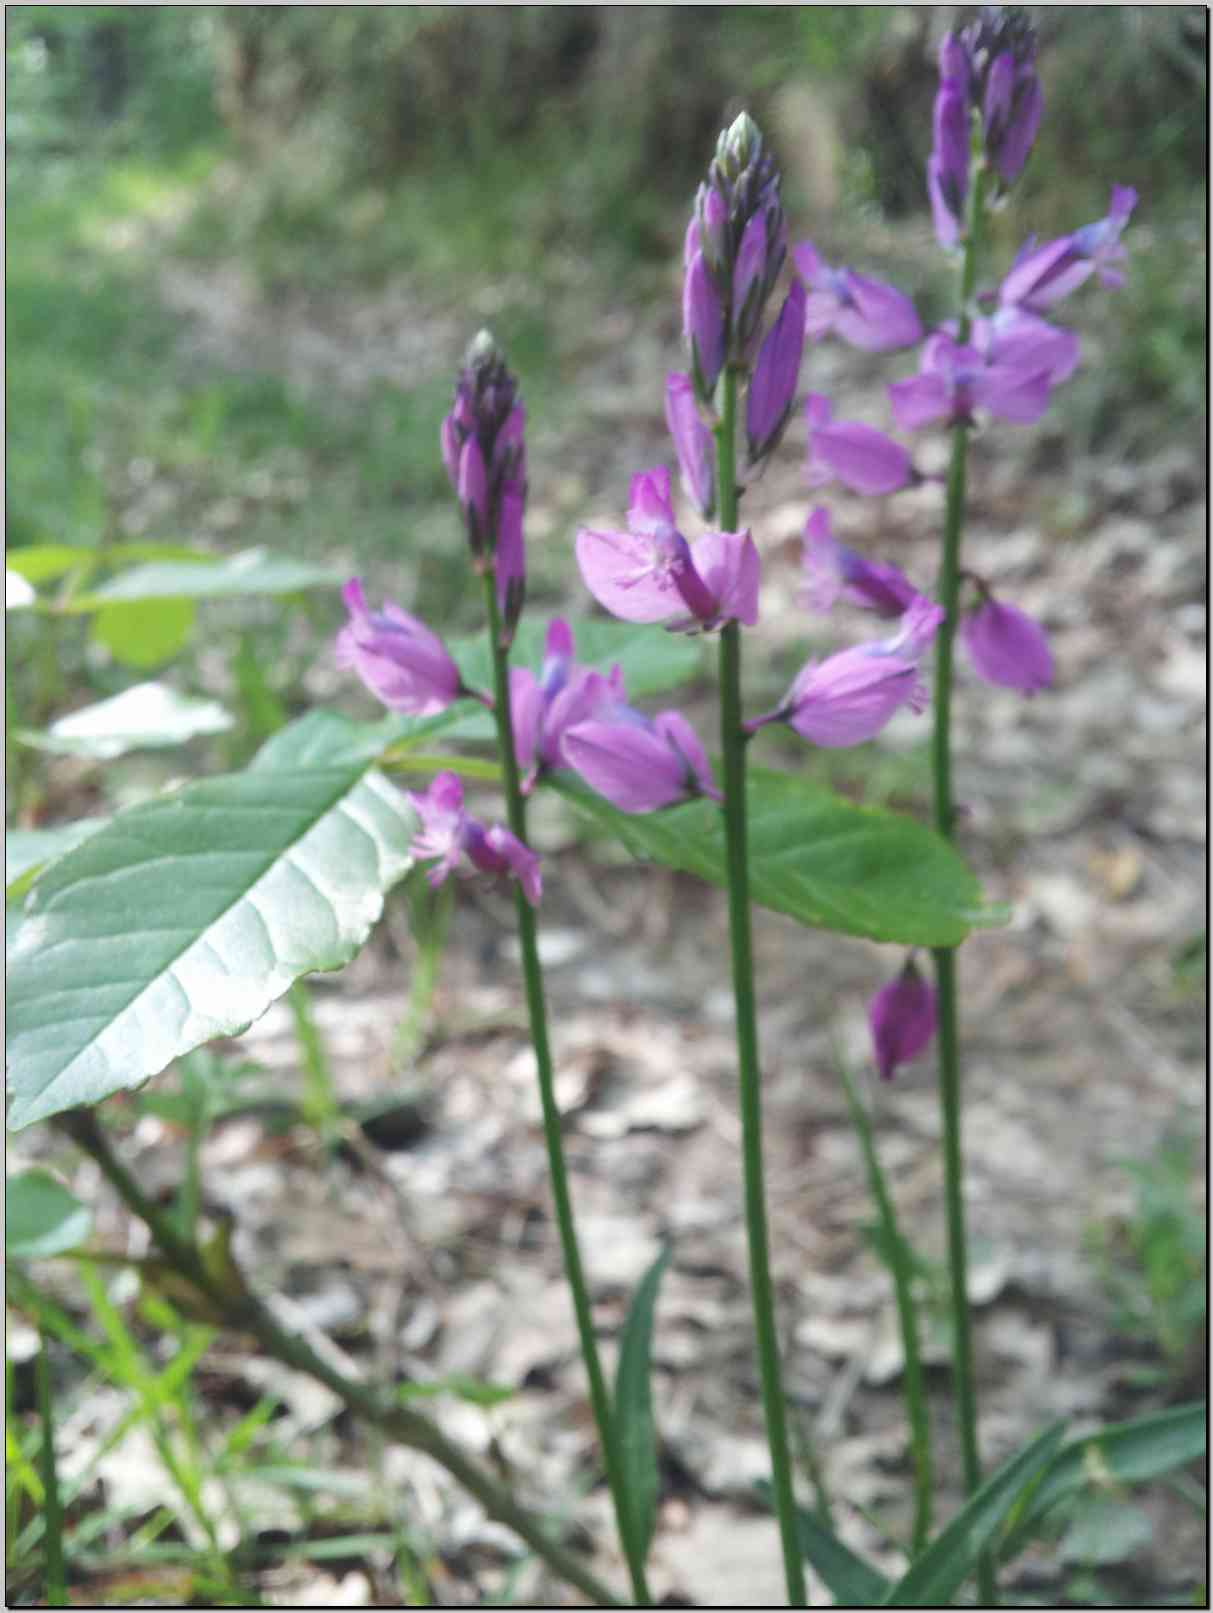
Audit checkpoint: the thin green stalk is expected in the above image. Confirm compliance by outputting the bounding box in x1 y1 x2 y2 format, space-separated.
837 1059 933 1553
35 1335 67 1607
55 1110 624 1609
930 160 997 1605
715 369 809 1607
480 571 651 1605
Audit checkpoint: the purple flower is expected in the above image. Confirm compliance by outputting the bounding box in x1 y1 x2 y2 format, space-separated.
967 308 1079 386
406 771 541 907
576 467 759 633
793 242 922 353
801 507 920 619
888 332 1054 430
335 578 462 716
869 958 937 1081
510 617 626 791
805 394 913 496
960 595 1053 694
684 249 725 403
999 185 1138 312
665 372 715 519
750 596 944 747
928 81 970 249
746 280 807 464
563 708 721 814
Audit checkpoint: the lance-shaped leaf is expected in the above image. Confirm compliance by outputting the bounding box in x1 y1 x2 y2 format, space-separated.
552 767 996 947
6 1170 93 1259
615 1245 672 1562
16 682 233 761
6 762 415 1131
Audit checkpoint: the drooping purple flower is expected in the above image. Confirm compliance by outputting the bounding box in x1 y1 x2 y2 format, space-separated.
960 594 1053 694
749 596 944 747
576 467 759 633
406 771 541 906
966 308 1080 386
868 958 937 1080
510 617 626 791
805 394 913 496
800 507 920 619
888 331 1054 430
563 707 721 814
746 279 806 464
335 578 463 716
440 332 529 640
999 185 1138 312
665 372 715 519
683 249 725 403
792 242 923 353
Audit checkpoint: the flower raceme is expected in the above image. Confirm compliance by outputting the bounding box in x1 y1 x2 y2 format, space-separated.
748 596 945 748
562 707 721 814
407 772 541 907
576 467 759 633
869 958 938 1081
335 579 463 716
510 617 626 792
793 242 923 353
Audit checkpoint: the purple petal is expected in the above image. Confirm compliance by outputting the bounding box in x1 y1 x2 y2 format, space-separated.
746 280 807 461
688 528 761 628
732 211 768 325
510 665 545 780
997 74 1042 182
495 480 526 629
336 580 461 716
971 363 1053 424
807 411 913 496
562 719 692 813
868 961 937 1080
683 250 724 398
835 271 923 353
960 598 1053 694
665 371 715 519
652 710 721 802
471 824 543 907
575 524 685 624
888 373 952 431
627 466 677 537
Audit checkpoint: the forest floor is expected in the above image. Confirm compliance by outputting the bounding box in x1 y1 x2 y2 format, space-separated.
8 187 1207 1607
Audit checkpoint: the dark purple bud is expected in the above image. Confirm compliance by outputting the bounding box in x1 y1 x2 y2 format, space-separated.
996 73 1042 182
868 958 937 1080
746 280 806 464
443 330 527 570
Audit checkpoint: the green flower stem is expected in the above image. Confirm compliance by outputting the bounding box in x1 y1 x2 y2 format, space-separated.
480 573 652 1607
35 1334 67 1608
931 162 996 1605
714 369 809 1608
55 1110 624 1610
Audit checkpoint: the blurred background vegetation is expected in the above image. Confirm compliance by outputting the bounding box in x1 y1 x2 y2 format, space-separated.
6 4 1208 819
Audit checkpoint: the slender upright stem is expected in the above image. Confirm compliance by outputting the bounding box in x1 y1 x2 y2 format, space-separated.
714 369 809 1607
930 161 997 1605
481 573 652 1606
55 1110 623 1609
35 1336 67 1607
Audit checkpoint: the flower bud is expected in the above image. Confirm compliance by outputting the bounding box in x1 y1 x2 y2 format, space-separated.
746 280 806 464
683 250 725 403
665 372 715 519
868 959 937 1081
441 330 528 579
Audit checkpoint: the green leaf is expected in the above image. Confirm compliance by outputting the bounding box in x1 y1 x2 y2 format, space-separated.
76 547 346 606
7 821 110 899
4 545 95 586
552 767 989 947
91 597 196 668
755 1481 892 1604
252 708 461 772
882 1422 1068 1605
1000 1402 1207 1561
1058 1498 1154 1566
395 1374 516 1408
614 1245 671 1561
6 1170 93 1259
17 682 233 760
6 763 415 1131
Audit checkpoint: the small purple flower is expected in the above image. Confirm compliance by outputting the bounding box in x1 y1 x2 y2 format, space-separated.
888 331 1053 430
793 242 922 353
805 394 913 497
336 579 462 716
999 185 1138 312
665 372 715 519
746 279 807 464
684 249 725 403
510 618 626 791
406 771 542 906
967 308 1079 386
750 596 944 748
563 707 721 814
869 958 937 1080
800 507 920 619
576 467 759 633
960 594 1053 694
